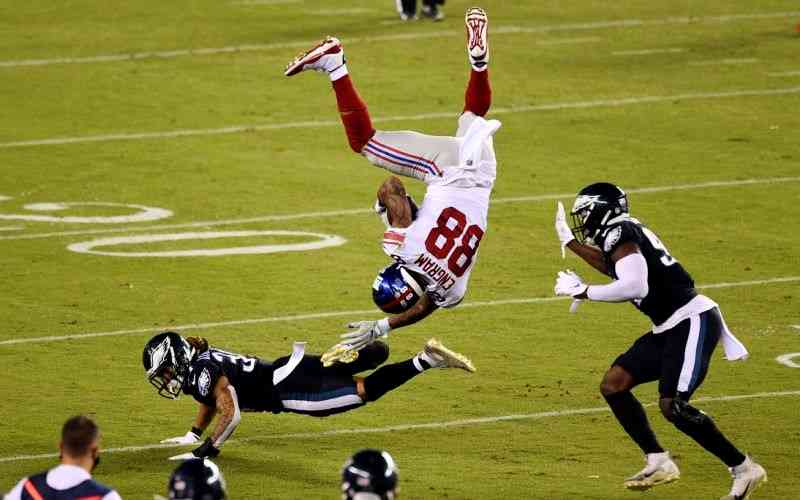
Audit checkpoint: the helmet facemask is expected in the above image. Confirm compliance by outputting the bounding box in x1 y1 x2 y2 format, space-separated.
144 334 193 400
570 195 607 244
570 184 629 245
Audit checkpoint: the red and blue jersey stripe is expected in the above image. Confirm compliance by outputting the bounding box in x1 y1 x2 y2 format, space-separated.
364 138 442 177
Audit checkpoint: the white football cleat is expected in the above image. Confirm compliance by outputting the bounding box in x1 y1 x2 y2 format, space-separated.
623 451 680 490
285 36 345 77
465 7 488 71
720 455 767 500
422 338 476 372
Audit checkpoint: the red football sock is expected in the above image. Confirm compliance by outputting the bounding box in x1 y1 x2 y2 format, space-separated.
463 69 491 117
332 75 375 153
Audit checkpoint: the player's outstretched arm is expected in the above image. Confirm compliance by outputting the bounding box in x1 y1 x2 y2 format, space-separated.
334 294 438 360
192 403 216 436
555 242 649 304
168 376 240 460
566 240 609 276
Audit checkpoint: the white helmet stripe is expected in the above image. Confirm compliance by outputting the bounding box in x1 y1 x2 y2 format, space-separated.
399 267 424 296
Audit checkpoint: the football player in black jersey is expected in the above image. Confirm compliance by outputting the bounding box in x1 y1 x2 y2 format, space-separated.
553 183 766 500
142 331 474 461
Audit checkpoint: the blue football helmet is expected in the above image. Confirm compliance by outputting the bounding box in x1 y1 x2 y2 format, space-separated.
372 263 425 314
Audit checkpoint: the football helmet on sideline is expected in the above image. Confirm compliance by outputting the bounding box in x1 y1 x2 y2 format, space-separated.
167 458 226 500
143 331 194 399
341 449 398 500
372 263 425 314
570 182 629 244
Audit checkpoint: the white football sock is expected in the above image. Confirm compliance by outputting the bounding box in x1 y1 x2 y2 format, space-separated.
329 63 348 81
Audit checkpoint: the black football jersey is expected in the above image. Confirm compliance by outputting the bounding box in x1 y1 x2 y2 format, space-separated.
597 217 697 326
183 348 278 412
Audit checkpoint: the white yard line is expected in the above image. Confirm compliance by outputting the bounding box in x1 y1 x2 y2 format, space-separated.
1 176 797 242
791 325 800 330
0 11 797 68
0 226 23 232
688 58 759 66
534 36 602 46
0 276 797 347
0 389 797 463
2 85 800 149
612 48 685 56
767 70 800 77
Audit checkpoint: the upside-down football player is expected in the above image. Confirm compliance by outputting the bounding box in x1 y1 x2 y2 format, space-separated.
285 7 498 365
142 332 473 460
553 183 766 500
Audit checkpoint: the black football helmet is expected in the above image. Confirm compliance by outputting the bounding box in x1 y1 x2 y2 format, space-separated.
341 449 398 500
143 331 194 399
168 458 226 500
570 182 629 244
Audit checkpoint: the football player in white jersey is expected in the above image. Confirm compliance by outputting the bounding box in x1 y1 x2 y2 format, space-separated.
285 7 499 363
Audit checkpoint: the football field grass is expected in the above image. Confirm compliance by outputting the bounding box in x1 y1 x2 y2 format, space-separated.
1 1 799 498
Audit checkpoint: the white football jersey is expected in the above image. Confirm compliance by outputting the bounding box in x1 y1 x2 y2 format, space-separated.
382 118 499 308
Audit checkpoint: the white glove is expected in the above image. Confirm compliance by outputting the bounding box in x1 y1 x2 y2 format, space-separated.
160 431 200 445
555 270 587 314
555 202 575 259
554 270 588 297
340 319 391 352
167 452 196 461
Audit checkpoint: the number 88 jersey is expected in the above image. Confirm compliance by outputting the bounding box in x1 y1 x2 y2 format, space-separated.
382 185 491 309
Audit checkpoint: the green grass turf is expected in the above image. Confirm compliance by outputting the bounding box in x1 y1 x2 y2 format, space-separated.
1 0 799 498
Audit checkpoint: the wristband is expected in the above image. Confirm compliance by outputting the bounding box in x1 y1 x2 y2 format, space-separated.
377 318 391 335
190 427 203 438
192 438 220 458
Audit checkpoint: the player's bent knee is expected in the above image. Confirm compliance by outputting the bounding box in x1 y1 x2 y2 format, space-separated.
600 366 633 396
666 398 709 426
659 397 674 421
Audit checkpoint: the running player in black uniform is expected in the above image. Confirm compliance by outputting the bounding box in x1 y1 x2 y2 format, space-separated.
142 332 474 460
553 183 766 500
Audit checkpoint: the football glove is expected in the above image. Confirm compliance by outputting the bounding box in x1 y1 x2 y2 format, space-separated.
321 319 391 367
554 270 587 297
555 201 575 259
160 431 201 445
340 319 391 352
554 270 588 313
168 438 220 461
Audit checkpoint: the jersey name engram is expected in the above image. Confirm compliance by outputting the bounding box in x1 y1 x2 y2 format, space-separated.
382 186 490 308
